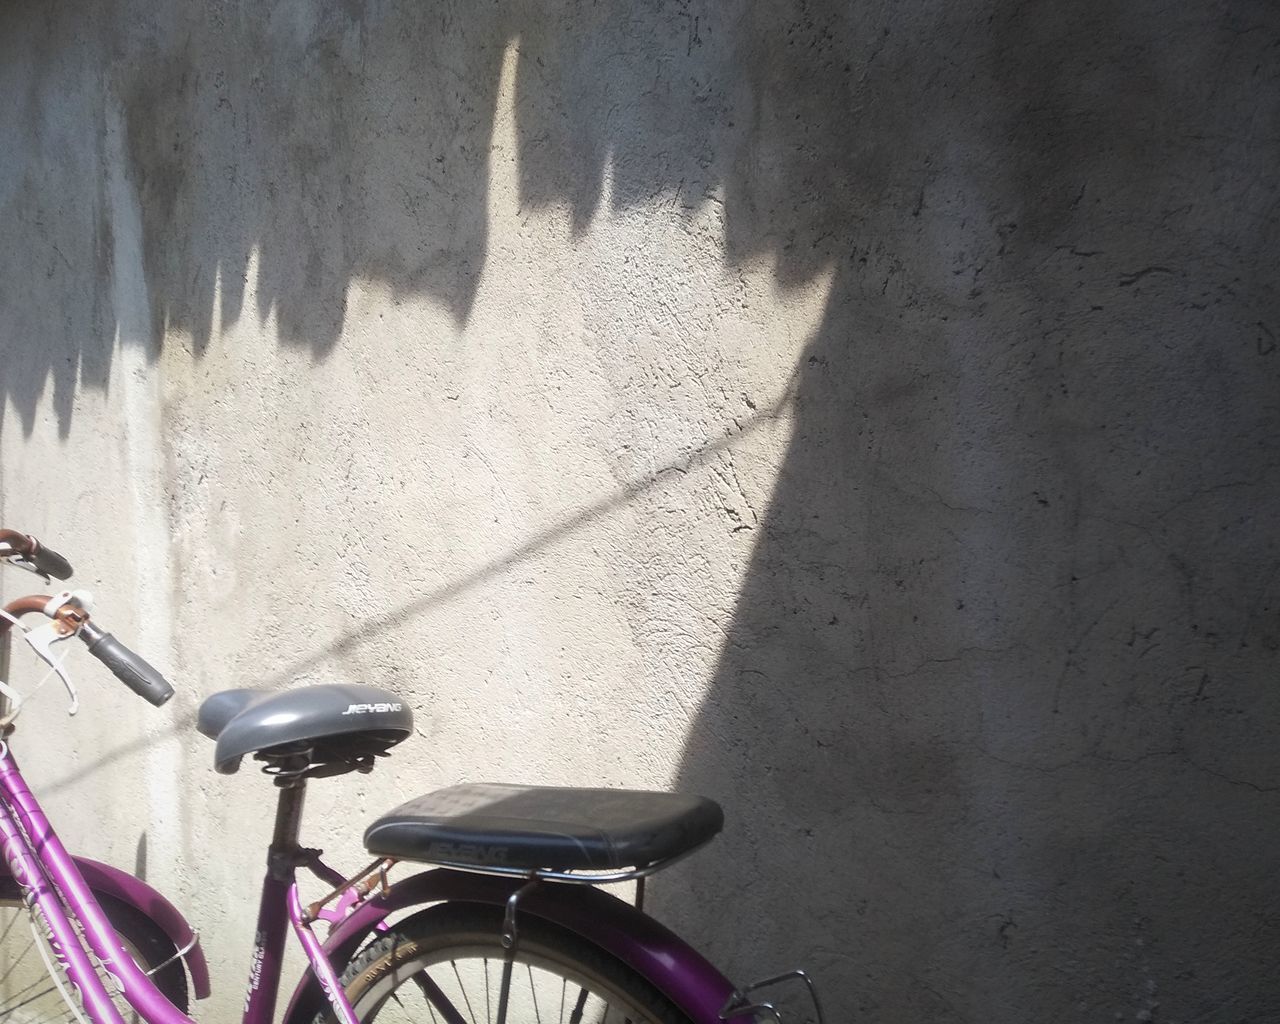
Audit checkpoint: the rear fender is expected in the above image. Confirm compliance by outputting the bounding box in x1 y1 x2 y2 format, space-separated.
282 868 734 1024
65 857 211 999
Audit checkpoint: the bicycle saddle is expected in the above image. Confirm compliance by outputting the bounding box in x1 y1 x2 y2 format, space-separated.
197 683 413 775
364 783 723 872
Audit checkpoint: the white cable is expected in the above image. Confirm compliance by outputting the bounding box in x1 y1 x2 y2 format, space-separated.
0 610 78 723
25 645 75 701
0 609 27 724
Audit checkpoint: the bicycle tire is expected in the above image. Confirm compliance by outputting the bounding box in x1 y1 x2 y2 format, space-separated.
0 878 189 1023
315 901 695 1024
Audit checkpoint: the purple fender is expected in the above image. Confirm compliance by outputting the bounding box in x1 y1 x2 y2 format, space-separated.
16 856 213 1000
282 868 735 1024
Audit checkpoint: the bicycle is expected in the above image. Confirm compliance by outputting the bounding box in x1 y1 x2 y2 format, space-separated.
0 529 823 1024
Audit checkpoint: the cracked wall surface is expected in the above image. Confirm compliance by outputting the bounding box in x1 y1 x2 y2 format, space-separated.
2 2 1279 1022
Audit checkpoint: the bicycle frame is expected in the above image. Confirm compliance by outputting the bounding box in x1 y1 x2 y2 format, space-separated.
0 745 362 1024
0 742 740 1024
0 572 742 1024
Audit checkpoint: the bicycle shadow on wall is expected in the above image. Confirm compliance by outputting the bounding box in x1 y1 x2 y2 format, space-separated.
2 1 1279 1022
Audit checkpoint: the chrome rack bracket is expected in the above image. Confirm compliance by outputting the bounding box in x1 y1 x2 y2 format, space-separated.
720 969 825 1024
495 875 541 1024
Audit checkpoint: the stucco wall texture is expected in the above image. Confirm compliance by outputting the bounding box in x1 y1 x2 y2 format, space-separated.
1 2 1278 1022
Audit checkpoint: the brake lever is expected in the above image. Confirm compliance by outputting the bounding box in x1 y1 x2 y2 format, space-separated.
0 543 48 582
23 623 79 715
2 554 51 583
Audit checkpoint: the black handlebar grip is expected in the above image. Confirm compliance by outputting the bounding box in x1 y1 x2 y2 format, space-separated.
29 542 73 581
79 622 175 707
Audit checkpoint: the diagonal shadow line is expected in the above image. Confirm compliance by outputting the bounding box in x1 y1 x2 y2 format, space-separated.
34 387 797 797
259 392 795 684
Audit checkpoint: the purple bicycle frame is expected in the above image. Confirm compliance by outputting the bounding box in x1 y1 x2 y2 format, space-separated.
0 745 361 1024
0 742 738 1024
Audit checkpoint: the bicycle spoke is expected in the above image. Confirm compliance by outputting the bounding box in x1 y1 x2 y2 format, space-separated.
24 1006 76 1024
0 911 23 952
0 973 62 1013
414 968 469 1024
352 911 666 1024
0 937 37 988
417 988 441 1024
450 961 478 1024
0 960 62 1000
0 992 65 1021
526 965 542 1024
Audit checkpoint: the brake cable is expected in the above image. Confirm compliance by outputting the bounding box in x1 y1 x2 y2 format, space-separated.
0 594 92 724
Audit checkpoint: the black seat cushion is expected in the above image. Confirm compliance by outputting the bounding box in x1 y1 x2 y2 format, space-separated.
364 783 723 872
196 683 413 774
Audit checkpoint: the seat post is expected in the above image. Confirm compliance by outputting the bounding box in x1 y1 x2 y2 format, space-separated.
268 777 308 881
243 776 309 1024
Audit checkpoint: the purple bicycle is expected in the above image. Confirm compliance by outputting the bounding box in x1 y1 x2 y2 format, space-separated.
0 530 822 1024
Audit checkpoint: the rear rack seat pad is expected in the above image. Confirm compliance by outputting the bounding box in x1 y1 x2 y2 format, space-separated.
364 783 724 872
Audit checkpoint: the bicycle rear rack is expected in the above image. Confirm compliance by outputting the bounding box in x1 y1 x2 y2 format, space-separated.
303 856 825 1024
415 839 713 886
720 970 826 1024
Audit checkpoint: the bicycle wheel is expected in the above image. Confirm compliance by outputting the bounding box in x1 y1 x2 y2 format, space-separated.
0 879 188 1024
318 902 694 1024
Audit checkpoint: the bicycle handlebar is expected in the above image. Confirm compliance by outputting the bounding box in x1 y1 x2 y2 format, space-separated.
0 530 74 580
78 622 175 707
28 542 73 581
1 594 176 709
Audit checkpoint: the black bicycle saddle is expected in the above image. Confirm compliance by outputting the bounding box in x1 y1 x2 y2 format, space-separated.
197 683 413 775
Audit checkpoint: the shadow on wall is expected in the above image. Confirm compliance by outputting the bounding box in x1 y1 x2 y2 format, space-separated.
4 0 1280 1020
0 3 511 434
660 4 1280 1023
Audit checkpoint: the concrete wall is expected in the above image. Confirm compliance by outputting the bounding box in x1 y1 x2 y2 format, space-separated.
2 2 1278 1022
